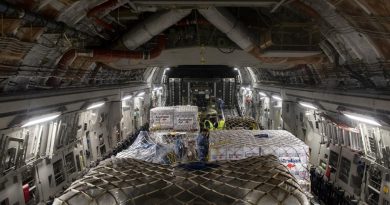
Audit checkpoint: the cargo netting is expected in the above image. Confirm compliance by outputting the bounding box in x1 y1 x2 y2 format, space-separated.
53 155 309 205
209 130 310 192
224 116 259 130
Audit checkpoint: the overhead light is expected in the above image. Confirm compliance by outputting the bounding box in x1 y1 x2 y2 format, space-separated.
162 68 170 78
236 68 242 83
299 102 317 110
344 113 381 126
137 92 145 97
122 95 132 101
87 102 105 110
22 113 61 127
272 95 282 101
259 92 267 97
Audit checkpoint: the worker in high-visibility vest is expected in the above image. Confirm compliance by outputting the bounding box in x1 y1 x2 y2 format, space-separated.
203 116 215 131
217 115 225 130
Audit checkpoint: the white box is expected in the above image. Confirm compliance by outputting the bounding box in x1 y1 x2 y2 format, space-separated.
150 107 174 130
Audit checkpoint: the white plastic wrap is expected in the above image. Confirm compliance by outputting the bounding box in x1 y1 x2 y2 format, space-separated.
116 131 199 164
151 131 199 163
116 131 162 163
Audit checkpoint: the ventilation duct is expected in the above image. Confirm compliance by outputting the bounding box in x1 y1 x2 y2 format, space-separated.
88 0 122 17
120 9 192 50
56 35 165 72
50 9 191 86
87 0 129 31
56 9 191 71
198 7 327 65
197 8 254 52
289 0 321 19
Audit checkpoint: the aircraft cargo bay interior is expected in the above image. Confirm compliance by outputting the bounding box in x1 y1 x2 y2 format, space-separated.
0 0 389 205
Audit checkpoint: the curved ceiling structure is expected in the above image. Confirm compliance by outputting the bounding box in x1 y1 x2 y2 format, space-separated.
1 2 390 205
0 0 388 92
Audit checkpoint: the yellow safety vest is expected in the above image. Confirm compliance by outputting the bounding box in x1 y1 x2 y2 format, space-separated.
217 120 225 130
204 120 214 130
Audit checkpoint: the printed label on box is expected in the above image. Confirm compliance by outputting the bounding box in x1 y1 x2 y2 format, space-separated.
152 115 173 127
